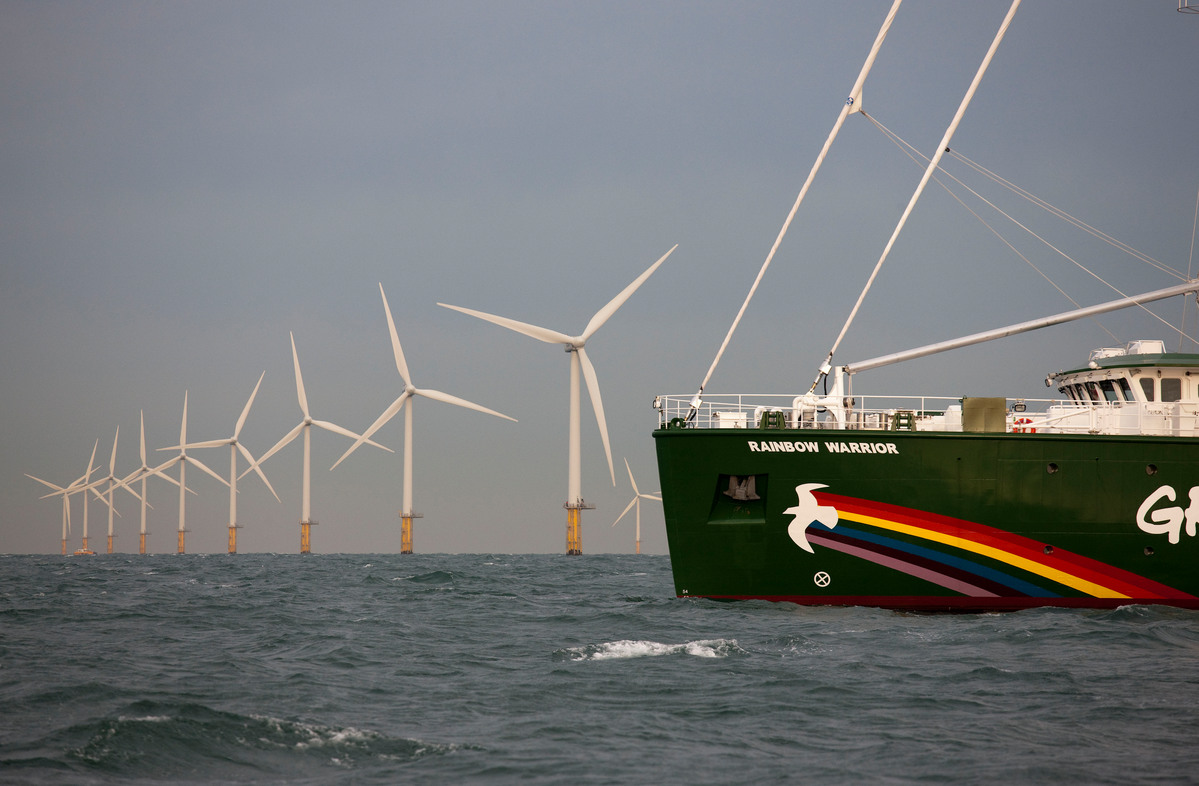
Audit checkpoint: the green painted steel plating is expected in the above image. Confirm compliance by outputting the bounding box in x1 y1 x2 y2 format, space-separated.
653 425 1199 611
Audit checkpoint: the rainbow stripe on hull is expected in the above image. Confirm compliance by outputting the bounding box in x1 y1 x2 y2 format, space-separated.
798 492 1196 610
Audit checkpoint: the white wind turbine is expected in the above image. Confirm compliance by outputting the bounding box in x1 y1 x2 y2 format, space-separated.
119 410 188 554
157 391 230 553
245 332 390 553
332 283 516 553
611 458 662 555
180 372 279 553
91 427 144 554
27 440 105 554
439 244 676 554
26 442 100 555
27 472 75 555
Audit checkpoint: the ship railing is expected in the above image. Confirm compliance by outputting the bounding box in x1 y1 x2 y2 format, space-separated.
653 394 1199 437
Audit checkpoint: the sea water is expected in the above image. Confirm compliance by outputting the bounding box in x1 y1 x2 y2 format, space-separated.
1 552 1197 785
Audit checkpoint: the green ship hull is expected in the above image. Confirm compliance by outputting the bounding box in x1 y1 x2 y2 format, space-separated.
653 425 1199 611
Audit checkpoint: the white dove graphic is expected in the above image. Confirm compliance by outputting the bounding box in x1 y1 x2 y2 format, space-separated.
784 483 839 553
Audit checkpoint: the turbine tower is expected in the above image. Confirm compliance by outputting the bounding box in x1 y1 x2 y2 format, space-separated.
181 372 279 553
157 391 230 553
611 458 662 555
91 428 144 553
333 283 516 553
439 244 676 554
67 440 102 555
246 332 390 553
119 411 188 554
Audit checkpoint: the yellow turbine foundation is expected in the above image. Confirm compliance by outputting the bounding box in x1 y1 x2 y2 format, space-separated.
300 521 316 554
61 538 67 556
401 516 414 554
564 504 592 555
228 524 241 554
107 535 114 554
139 533 147 555
81 536 89 552
177 530 186 554
399 512 422 555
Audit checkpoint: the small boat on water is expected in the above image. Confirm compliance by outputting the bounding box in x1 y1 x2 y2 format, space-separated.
652 2 1199 611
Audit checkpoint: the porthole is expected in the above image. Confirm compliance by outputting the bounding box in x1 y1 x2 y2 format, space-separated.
1043 545 1054 555
1146 464 1158 476
1144 546 1155 557
1046 462 1059 474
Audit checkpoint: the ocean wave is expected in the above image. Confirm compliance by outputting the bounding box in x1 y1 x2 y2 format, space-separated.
401 570 458 585
46 700 461 779
557 638 745 661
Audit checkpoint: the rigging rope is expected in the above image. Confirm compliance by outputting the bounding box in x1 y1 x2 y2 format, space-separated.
863 112 1119 343
864 112 1197 347
946 150 1186 280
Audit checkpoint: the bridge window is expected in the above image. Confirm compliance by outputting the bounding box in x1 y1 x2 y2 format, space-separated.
1162 377 1182 403
1099 380 1120 403
1118 378 1135 401
1140 378 1155 402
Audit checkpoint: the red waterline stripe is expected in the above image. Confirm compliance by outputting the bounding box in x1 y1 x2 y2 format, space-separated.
686 594 1199 612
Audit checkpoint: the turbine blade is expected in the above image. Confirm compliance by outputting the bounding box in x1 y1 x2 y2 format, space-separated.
379 284 412 387
181 438 233 450
26 474 64 492
248 422 305 475
90 485 112 508
643 493 663 501
150 455 181 474
84 440 99 483
111 476 144 503
612 497 637 527
331 393 407 470
313 419 393 452
577 347 615 485
140 410 147 466
417 387 517 422
108 427 119 475
290 332 310 418
582 244 676 342
238 442 280 502
234 371 266 439
438 303 573 345
624 457 639 495
180 391 189 447
187 456 231 488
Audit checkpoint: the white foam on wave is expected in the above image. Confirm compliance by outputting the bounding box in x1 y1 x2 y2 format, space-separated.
569 638 740 660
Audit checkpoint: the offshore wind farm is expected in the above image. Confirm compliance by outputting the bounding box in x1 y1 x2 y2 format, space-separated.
6 2 1199 556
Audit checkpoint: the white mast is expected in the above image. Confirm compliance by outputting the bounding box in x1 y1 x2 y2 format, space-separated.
686 0 904 420
811 0 1022 391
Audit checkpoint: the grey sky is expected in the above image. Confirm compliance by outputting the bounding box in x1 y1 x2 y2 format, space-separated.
4 1 1197 555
